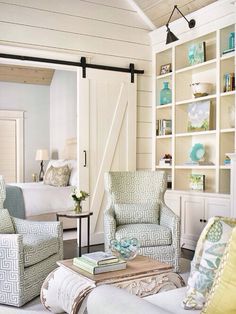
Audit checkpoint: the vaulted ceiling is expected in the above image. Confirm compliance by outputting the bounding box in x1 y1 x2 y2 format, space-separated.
132 0 216 29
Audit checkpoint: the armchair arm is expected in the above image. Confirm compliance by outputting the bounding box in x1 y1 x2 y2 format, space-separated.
87 285 172 314
104 205 116 252
160 202 181 272
0 234 24 306
12 218 62 237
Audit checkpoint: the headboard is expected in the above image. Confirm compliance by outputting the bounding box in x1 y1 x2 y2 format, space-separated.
62 138 77 160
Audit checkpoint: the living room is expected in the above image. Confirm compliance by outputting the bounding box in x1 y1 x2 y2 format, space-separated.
0 0 235 313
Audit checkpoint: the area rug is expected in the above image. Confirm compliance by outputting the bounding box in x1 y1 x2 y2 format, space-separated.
0 258 190 314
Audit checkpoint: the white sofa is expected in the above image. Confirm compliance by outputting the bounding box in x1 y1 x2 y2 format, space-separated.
87 285 201 314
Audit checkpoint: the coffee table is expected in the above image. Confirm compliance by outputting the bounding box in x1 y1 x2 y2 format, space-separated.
41 255 185 314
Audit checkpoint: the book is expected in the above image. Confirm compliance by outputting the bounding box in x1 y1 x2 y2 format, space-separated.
73 257 126 275
190 174 205 191
81 251 119 265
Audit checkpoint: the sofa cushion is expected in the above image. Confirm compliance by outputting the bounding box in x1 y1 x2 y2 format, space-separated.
0 208 15 234
115 223 172 247
23 234 59 267
114 202 159 225
202 227 236 314
183 217 236 310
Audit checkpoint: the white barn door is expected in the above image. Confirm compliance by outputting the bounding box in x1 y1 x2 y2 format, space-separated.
77 68 137 244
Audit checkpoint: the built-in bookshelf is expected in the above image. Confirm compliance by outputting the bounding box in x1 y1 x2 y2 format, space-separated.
153 24 236 194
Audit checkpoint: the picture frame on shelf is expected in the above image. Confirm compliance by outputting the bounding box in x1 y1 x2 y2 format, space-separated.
188 42 206 66
160 63 172 75
187 100 211 132
189 174 205 191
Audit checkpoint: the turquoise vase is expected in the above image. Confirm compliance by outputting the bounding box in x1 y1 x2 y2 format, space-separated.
229 32 235 50
160 82 172 105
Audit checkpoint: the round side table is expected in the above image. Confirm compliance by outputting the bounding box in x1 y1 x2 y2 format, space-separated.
56 211 93 257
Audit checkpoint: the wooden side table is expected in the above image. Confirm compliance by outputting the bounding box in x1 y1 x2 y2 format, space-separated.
56 211 93 256
41 256 185 314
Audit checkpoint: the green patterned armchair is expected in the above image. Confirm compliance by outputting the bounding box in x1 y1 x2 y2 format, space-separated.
104 171 180 272
0 176 63 307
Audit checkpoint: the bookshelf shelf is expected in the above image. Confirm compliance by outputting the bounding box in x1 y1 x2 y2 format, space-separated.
153 22 235 195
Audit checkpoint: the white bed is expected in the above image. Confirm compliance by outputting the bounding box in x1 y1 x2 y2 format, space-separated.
8 138 78 229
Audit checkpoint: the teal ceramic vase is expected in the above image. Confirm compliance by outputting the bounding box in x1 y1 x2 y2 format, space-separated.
160 82 172 105
229 32 235 50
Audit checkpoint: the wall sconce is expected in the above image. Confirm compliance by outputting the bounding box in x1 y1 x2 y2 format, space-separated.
166 5 196 44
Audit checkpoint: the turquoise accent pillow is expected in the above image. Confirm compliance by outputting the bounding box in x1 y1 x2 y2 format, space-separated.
0 208 15 233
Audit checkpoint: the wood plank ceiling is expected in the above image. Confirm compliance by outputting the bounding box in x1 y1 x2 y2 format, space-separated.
133 0 216 28
0 64 54 85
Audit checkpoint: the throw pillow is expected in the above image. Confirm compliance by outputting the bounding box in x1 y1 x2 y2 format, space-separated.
182 217 236 310
46 159 77 186
44 165 71 187
202 227 236 314
0 208 15 233
114 202 159 226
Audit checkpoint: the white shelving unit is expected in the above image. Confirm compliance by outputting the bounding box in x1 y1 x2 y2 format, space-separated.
150 1 235 250
153 24 236 195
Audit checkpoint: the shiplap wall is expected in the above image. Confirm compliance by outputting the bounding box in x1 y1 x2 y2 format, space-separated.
0 0 152 169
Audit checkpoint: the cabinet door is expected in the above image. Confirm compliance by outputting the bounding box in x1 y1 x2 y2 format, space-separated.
164 192 181 216
205 197 231 221
181 196 205 250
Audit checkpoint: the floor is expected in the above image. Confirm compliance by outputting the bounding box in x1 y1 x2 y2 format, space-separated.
0 235 194 314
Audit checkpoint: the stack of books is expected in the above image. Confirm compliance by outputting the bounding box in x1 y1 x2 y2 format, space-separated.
73 251 127 275
156 119 172 136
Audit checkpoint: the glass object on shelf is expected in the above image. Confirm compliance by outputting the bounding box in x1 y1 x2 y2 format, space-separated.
189 143 205 163
228 103 235 128
229 32 235 50
160 82 172 105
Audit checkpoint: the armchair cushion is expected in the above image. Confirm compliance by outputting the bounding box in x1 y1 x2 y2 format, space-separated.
116 224 172 247
23 234 59 267
114 202 159 225
0 208 15 233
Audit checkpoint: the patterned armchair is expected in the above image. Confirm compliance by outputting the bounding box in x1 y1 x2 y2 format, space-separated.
0 176 63 307
104 171 180 272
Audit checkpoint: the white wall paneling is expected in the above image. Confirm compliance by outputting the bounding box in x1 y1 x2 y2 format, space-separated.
0 0 152 171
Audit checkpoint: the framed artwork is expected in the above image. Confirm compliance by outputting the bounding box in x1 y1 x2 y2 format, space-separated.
190 174 205 191
160 63 171 75
188 42 206 66
187 100 211 132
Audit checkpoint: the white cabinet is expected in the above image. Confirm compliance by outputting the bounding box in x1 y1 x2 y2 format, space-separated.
174 192 230 250
181 195 205 250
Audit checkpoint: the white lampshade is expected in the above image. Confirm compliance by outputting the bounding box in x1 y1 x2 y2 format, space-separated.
35 149 49 161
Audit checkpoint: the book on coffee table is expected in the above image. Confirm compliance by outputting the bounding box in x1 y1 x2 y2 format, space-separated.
73 256 126 274
81 251 119 265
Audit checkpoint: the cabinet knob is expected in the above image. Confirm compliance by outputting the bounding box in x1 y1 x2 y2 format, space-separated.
204 219 207 223
200 219 203 222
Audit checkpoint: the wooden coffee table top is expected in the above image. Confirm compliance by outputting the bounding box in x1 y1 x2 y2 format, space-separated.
57 255 173 284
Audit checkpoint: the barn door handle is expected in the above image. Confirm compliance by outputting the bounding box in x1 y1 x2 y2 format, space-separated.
83 150 87 167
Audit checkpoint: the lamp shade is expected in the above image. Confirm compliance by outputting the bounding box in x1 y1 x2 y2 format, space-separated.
35 149 49 161
166 28 179 44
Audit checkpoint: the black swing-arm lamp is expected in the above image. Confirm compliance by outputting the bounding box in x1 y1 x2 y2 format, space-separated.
166 5 196 44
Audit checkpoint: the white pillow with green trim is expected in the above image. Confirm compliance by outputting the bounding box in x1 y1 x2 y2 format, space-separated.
182 219 235 310
0 209 15 233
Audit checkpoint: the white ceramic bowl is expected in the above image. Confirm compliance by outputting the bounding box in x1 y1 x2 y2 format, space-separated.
190 82 213 97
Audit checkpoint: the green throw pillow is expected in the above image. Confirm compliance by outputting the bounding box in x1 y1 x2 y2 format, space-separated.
114 202 159 225
182 217 236 310
0 208 15 233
